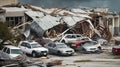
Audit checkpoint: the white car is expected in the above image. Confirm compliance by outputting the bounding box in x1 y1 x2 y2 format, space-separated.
78 37 93 41
18 40 48 57
45 42 74 56
58 34 82 44
97 38 108 45
76 41 101 53
2 45 22 59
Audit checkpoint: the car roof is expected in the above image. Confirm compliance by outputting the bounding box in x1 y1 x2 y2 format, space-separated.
21 40 38 44
4 45 20 49
55 42 65 44
65 34 81 35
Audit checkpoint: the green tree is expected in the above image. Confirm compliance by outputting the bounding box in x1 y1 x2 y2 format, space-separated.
0 22 14 45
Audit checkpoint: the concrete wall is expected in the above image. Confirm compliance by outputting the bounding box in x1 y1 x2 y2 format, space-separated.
106 14 120 36
0 0 18 6
0 14 5 22
114 16 120 35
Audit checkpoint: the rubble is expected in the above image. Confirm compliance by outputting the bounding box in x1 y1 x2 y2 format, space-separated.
47 60 63 67
0 4 117 44
22 4 113 41
0 51 47 67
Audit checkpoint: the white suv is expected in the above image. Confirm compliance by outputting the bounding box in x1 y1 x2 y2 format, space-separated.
18 40 48 57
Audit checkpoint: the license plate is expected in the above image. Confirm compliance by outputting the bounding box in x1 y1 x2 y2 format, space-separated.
68 52 71 54
44 53 46 55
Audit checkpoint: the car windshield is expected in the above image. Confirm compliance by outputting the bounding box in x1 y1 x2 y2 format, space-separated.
31 43 41 48
56 43 68 48
81 38 90 40
11 49 22 54
66 34 81 38
83 42 96 46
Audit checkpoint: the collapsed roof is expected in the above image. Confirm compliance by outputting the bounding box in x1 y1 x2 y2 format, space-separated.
24 10 96 38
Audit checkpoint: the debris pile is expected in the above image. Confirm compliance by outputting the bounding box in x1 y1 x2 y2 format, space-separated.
0 4 116 43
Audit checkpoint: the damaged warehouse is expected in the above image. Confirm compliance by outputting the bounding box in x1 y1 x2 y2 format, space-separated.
20 5 114 42
0 3 120 67
0 4 118 44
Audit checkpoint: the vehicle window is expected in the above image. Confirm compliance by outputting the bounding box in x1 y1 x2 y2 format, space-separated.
21 42 26 47
83 42 94 46
66 35 72 38
31 43 41 48
11 49 22 54
76 35 81 37
81 38 89 41
52 44 56 48
56 44 67 48
26 43 31 48
6 48 10 54
48 43 55 47
3 47 7 52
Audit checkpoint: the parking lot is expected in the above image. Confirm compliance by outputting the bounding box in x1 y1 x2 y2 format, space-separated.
28 44 120 67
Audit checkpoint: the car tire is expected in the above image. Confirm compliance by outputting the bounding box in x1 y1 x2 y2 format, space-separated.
57 51 62 56
82 48 89 54
32 51 37 57
98 46 102 50
62 40 65 43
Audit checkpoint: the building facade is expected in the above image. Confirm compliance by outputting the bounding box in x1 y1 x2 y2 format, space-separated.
1 7 27 27
0 0 18 6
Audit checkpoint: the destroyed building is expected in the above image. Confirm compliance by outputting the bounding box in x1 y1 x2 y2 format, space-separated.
0 4 120 41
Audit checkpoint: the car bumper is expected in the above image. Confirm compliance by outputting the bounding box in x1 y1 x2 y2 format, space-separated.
61 52 74 55
36 52 48 56
112 49 120 55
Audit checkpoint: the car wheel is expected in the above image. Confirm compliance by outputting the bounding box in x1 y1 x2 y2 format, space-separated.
32 51 37 57
62 40 65 43
98 46 102 50
82 48 89 54
57 51 62 56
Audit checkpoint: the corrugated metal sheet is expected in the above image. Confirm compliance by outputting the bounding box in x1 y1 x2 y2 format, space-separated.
25 11 60 37
62 16 85 26
37 15 60 30
25 11 60 30
25 11 44 19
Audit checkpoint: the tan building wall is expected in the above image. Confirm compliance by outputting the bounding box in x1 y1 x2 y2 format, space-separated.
0 0 18 6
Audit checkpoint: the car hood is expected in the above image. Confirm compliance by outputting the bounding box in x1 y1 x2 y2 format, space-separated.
32 47 48 51
9 54 21 59
83 45 97 49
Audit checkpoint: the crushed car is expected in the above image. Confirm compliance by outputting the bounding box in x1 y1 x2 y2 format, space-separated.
72 41 102 53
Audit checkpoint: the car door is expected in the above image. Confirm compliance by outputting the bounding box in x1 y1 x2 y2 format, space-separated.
6 48 10 55
76 43 84 51
47 43 53 53
50 44 58 54
25 43 32 54
20 42 26 52
47 43 56 54
2 47 7 53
